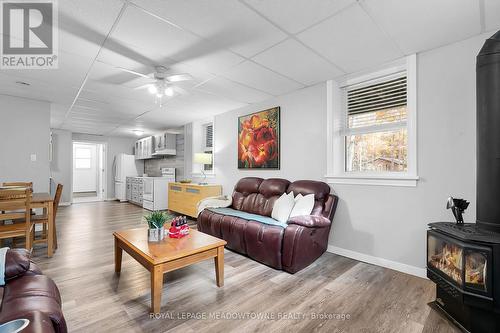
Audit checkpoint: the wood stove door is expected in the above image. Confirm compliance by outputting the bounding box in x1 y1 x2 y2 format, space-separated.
427 230 465 288
464 245 492 298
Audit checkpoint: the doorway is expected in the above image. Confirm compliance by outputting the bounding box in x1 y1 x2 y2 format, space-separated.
72 142 106 203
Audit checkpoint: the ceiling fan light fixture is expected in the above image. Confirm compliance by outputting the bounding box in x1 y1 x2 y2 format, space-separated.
148 85 158 94
132 129 144 136
165 87 174 96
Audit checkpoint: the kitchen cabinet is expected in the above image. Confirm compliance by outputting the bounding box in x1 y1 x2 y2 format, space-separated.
153 132 176 156
126 177 132 201
129 177 143 206
134 136 154 160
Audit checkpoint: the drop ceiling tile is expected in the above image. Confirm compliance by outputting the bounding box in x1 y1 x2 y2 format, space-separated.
131 0 287 57
80 79 158 106
221 61 304 96
361 0 481 55
109 5 202 64
95 48 154 84
0 72 78 105
0 35 92 88
196 77 271 104
297 4 402 73
243 0 355 34
139 91 245 122
181 50 245 76
58 0 124 57
485 0 500 32
252 38 344 85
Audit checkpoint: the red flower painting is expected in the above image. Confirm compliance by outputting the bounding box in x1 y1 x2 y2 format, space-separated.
238 107 280 169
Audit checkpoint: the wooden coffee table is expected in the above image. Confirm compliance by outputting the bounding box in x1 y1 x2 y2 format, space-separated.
113 228 227 313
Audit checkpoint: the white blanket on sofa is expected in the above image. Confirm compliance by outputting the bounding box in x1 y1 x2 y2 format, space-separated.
0 247 8 286
197 195 232 216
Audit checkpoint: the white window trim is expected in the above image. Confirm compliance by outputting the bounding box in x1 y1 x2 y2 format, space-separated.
326 55 419 187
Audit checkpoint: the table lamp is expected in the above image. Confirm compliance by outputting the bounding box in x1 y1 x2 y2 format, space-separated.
194 153 212 185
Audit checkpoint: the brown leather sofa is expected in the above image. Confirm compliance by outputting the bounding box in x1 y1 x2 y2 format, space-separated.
0 249 66 333
198 177 338 273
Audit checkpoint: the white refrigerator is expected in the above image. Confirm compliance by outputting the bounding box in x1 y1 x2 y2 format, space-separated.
114 153 143 202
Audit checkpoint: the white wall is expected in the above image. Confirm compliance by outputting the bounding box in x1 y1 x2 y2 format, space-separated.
50 129 72 203
200 83 327 193
71 133 137 199
192 32 489 277
72 143 98 192
329 33 482 275
0 95 50 192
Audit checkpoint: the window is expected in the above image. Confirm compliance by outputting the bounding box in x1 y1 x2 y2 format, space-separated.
75 147 91 169
191 119 215 176
202 123 213 171
326 55 418 186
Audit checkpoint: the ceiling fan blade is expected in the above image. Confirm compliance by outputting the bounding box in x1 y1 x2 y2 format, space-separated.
173 86 189 95
116 67 152 79
134 83 153 90
166 73 193 82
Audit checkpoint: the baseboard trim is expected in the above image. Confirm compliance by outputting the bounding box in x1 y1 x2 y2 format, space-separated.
327 245 427 279
59 202 71 207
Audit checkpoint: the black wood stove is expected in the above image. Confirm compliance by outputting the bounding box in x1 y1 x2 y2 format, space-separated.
427 30 500 333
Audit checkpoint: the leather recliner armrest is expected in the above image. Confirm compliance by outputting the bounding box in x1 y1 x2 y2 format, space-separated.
5 249 31 281
287 215 331 228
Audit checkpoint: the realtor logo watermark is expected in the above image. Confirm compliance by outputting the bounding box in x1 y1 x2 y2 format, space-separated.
1 0 58 69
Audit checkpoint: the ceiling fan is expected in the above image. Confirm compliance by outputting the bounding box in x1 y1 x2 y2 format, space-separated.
116 65 192 103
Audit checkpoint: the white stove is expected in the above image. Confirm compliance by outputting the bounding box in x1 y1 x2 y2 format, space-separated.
142 168 176 211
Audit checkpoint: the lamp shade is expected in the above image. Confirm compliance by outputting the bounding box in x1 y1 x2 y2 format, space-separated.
194 153 212 165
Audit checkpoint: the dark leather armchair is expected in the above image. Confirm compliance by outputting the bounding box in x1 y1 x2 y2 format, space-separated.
198 177 338 273
0 249 66 333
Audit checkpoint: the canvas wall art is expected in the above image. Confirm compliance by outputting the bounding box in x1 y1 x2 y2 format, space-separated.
238 107 280 169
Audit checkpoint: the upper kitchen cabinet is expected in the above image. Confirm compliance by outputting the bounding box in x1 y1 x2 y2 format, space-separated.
134 136 154 160
152 132 176 156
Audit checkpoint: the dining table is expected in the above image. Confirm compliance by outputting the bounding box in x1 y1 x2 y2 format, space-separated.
0 187 56 258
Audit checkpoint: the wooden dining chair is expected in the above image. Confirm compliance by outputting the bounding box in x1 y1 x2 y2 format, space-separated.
0 188 33 251
31 183 63 249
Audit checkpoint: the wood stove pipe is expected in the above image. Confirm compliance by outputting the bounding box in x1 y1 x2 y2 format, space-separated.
477 30 500 232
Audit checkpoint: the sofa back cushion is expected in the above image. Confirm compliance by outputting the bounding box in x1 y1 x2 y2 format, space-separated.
232 178 290 217
287 180 332 219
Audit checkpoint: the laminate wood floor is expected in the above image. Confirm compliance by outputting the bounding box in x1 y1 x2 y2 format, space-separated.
32 201 459 333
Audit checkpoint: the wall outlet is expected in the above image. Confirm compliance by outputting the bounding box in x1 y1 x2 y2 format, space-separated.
30 154 37 162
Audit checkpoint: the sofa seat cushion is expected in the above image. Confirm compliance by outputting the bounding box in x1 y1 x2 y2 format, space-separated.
244 221 284 269
198 210 247 254
208 208 287 228
198 209 285 269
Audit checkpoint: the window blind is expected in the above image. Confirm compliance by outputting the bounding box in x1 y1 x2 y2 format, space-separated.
347 76 407 115
205 124 213 148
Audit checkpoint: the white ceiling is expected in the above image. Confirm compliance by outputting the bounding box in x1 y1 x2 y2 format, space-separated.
0 0 498 137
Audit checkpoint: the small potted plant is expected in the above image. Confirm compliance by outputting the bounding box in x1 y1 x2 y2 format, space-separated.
145 211 167 242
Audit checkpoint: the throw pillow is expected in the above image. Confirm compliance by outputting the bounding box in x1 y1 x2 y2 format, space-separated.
289 194 315 218
271 192 295 224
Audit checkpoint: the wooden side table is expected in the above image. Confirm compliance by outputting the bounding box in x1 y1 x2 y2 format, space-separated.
168 183 222 217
